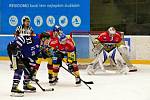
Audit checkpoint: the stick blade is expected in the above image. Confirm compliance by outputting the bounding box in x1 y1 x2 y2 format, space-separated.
44 88 54 91
83 81 94 84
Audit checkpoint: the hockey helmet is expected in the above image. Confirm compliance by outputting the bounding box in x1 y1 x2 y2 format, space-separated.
108 27 116 35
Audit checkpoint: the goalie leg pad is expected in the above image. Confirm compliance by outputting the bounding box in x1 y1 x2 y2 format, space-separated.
112 48 129 74
86 50 106 74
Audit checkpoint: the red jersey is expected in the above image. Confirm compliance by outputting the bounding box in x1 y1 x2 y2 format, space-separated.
49 37 60 50
46 30 62 50
45 31 75 52
97 31 122 52
60 37 75 52
97 31 122 43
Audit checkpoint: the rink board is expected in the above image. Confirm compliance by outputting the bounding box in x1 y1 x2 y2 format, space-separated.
0 57 150 64
0 35 150 63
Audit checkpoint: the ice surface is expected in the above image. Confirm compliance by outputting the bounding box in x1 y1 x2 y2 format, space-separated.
0 61 150 100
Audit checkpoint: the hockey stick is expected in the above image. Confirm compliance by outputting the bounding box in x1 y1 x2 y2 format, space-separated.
62 61 94 84
34 79 54 91
61 61 93 90
24 67 54 92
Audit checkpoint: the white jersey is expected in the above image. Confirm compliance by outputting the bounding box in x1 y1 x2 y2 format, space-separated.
16 25 33 36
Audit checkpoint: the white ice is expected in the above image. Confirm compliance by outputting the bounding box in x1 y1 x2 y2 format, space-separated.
0 60 150 100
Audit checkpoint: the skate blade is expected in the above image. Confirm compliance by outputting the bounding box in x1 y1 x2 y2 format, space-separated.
49 80 58 86
10 92 24 97
75 83 81 87
49 82 57 86
24 90 36 93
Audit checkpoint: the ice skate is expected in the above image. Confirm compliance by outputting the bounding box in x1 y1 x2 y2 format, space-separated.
10 86 24 97
23 83 36 93
49 77 58 85
75 77 81 86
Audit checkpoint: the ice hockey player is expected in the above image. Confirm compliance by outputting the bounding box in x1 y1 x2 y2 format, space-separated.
48 28 81 86
7 35 40 97
37 25 68 84
60 33 81 86
31 32 53 81
32 25 63 83
86 27 130 75
33 25 81 86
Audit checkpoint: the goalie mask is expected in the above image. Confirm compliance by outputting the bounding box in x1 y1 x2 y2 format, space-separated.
108 27 116 35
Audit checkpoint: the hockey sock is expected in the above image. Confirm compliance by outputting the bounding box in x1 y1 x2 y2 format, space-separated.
13 69 23 81
47 64 53 79
73 64 80 77
53 64 60 77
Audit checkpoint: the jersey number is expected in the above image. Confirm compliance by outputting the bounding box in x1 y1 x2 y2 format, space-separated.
25 37 32 44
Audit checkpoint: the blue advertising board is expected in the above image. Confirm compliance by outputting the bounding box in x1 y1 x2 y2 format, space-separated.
0 0 90 34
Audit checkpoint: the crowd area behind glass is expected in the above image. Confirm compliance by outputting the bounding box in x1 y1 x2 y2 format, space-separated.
91 0 150 35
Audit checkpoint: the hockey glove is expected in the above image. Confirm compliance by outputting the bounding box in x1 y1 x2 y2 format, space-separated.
67 63 74 72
